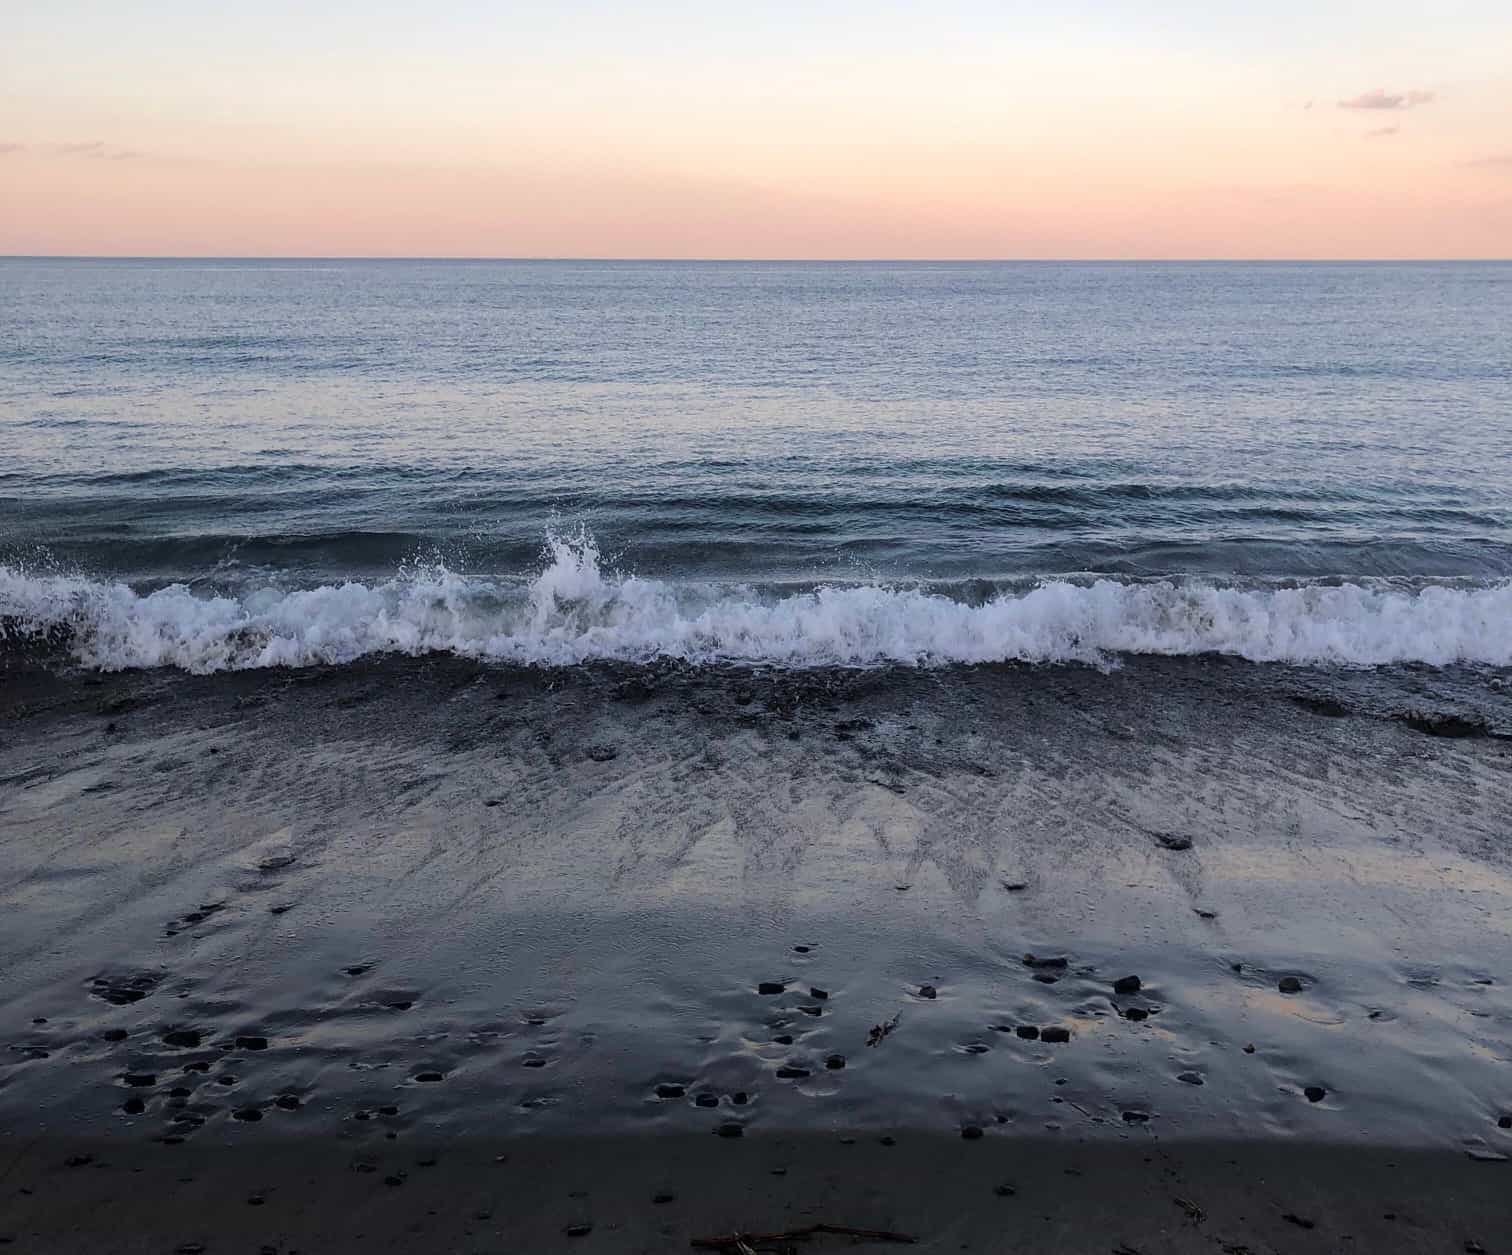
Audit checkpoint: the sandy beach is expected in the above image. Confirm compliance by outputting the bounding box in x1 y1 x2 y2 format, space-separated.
3 652 1510 1250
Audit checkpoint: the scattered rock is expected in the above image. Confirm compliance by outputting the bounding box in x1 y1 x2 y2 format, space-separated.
1121 1111 1149 1124
162 1029 202 1049
121 1097 146 1114
917 984 937 1000
1281 1213 1315 1230
1177 1072 1204 1086
825 1054 846 1070
413 1071 445 1083
233 1107 262 1122
1002 881 1027 892
1022 954 1067 971
256 853 296 872
1278 977 1304 995
585 744 618 762
1015 1026 1040 1040
776 1066 811 1080
235 1035 269 1050
715 1122 743 1138
994 1183 1016 1197
1123 1008 1148 1022
564 1223 593 1237
1041 1027 1071 1044
695 1093 719 1108
64 1155 93 1168
810 987 829 1000
1195 908 1218 920
1498 1115 1511 1129
1304 1085 1327 1103
1154 833 1193 851
121 1073 156 1087
757 981 785 995
1113 976 1142 995
655 1084 685 1099
652 1192 675 1205
961 1125 984 1140
101 1029 128 1042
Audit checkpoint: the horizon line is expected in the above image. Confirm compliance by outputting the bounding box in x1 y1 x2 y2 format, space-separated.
4 254 1511 264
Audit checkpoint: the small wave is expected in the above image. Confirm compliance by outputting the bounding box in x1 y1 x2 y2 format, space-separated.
2 533 1510 673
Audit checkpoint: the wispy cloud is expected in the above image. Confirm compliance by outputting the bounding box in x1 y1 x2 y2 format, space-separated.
1339 88 1435 111
1365 125 1400 139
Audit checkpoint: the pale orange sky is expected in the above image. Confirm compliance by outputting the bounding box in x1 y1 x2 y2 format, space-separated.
3 2 1510 257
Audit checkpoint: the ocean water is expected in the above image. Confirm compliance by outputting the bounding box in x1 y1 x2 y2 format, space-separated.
2 258 1510 671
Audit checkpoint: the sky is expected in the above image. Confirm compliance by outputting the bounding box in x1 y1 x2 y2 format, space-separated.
2 1 1510 258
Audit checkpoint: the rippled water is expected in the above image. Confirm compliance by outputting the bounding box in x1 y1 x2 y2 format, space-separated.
2 259 1509 670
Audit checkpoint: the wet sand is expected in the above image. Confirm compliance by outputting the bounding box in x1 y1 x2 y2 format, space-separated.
2 654 1511 1250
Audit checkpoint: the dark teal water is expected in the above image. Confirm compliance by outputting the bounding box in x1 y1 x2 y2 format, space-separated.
2 259 1510 671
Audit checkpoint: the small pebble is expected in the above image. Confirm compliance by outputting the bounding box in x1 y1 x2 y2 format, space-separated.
1278 976 1304 994
918 984 937 999
1113 976 1142 995
1304 1085 1327 1103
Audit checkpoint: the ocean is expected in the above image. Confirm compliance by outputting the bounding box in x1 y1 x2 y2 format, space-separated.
3 258 1510 671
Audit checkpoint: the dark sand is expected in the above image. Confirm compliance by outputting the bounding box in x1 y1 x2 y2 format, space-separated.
3 654 1511 1251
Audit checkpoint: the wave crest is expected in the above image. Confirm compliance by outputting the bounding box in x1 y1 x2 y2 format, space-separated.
3 534 1510 673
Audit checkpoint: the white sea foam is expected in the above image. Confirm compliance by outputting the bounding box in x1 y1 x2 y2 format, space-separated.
3 534 1510 673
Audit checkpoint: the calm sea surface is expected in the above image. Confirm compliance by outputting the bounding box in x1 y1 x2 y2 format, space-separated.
2 259 1510 670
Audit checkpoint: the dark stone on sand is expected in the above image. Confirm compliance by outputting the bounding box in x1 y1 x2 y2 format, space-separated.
793 945 811 953
695 1093 718 1108
170 1087 191 1098
122 1072 156 1087
825 1054 846 1070
217 1075 237 1085
585 743 618 761
101 1028 128 1042
715 1122 743 1138
1022 954 1067 970
655 1084 685 1099
799 1004 823 1016
1177 1071 1204 1086
413 1071 445 1083
256 853 296 871
1243 1043 1256 1053
1002 881 1027 891
1123 1007 1148 1022
564 1223 593 1237
1113 975 1142 995
523 1056 546 1068
1305 1085 1327 1103
961 1124 984 1140
918 983 938 999
773 1035 793 1045
1033 973 1058 984
1282 1212 1316 1229
1015 1026 1039 1040
963 1042 989 1054
1195 908 1218 919
162 1029 202 1048
247 1194 265 1206
233 1106 263 1121
383 1174 406 1187
994 1183 1016 1197
1041 1026 1071 1043
64 1155 93 1167
1278 976 1304 994
776 1066 810 1079
1121 1110 1149 1124
732 1092 749 1105
1155 833 1194 851
757 981 785 995
810 986 829 999
378 1105 398 1115
652 1192 675 1204
1465 1241 1487 1254
121 1097 146 1114
1498 1115 1512 1129
235 1035 269 1050
342 964 372 976
879 1135 896 1146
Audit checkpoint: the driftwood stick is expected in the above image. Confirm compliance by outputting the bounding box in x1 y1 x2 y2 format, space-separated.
691 1222 919 1249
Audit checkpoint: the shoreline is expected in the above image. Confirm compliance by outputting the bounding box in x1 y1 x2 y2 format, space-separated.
3 654 1511 1247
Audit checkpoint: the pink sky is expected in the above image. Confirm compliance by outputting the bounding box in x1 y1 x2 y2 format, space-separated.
4 4 1510 258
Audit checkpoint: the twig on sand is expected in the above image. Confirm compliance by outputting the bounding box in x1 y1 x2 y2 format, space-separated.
691 1223 919 1249
866 1012 901 1048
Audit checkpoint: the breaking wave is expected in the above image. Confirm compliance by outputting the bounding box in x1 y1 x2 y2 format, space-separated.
3 533 1510 673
